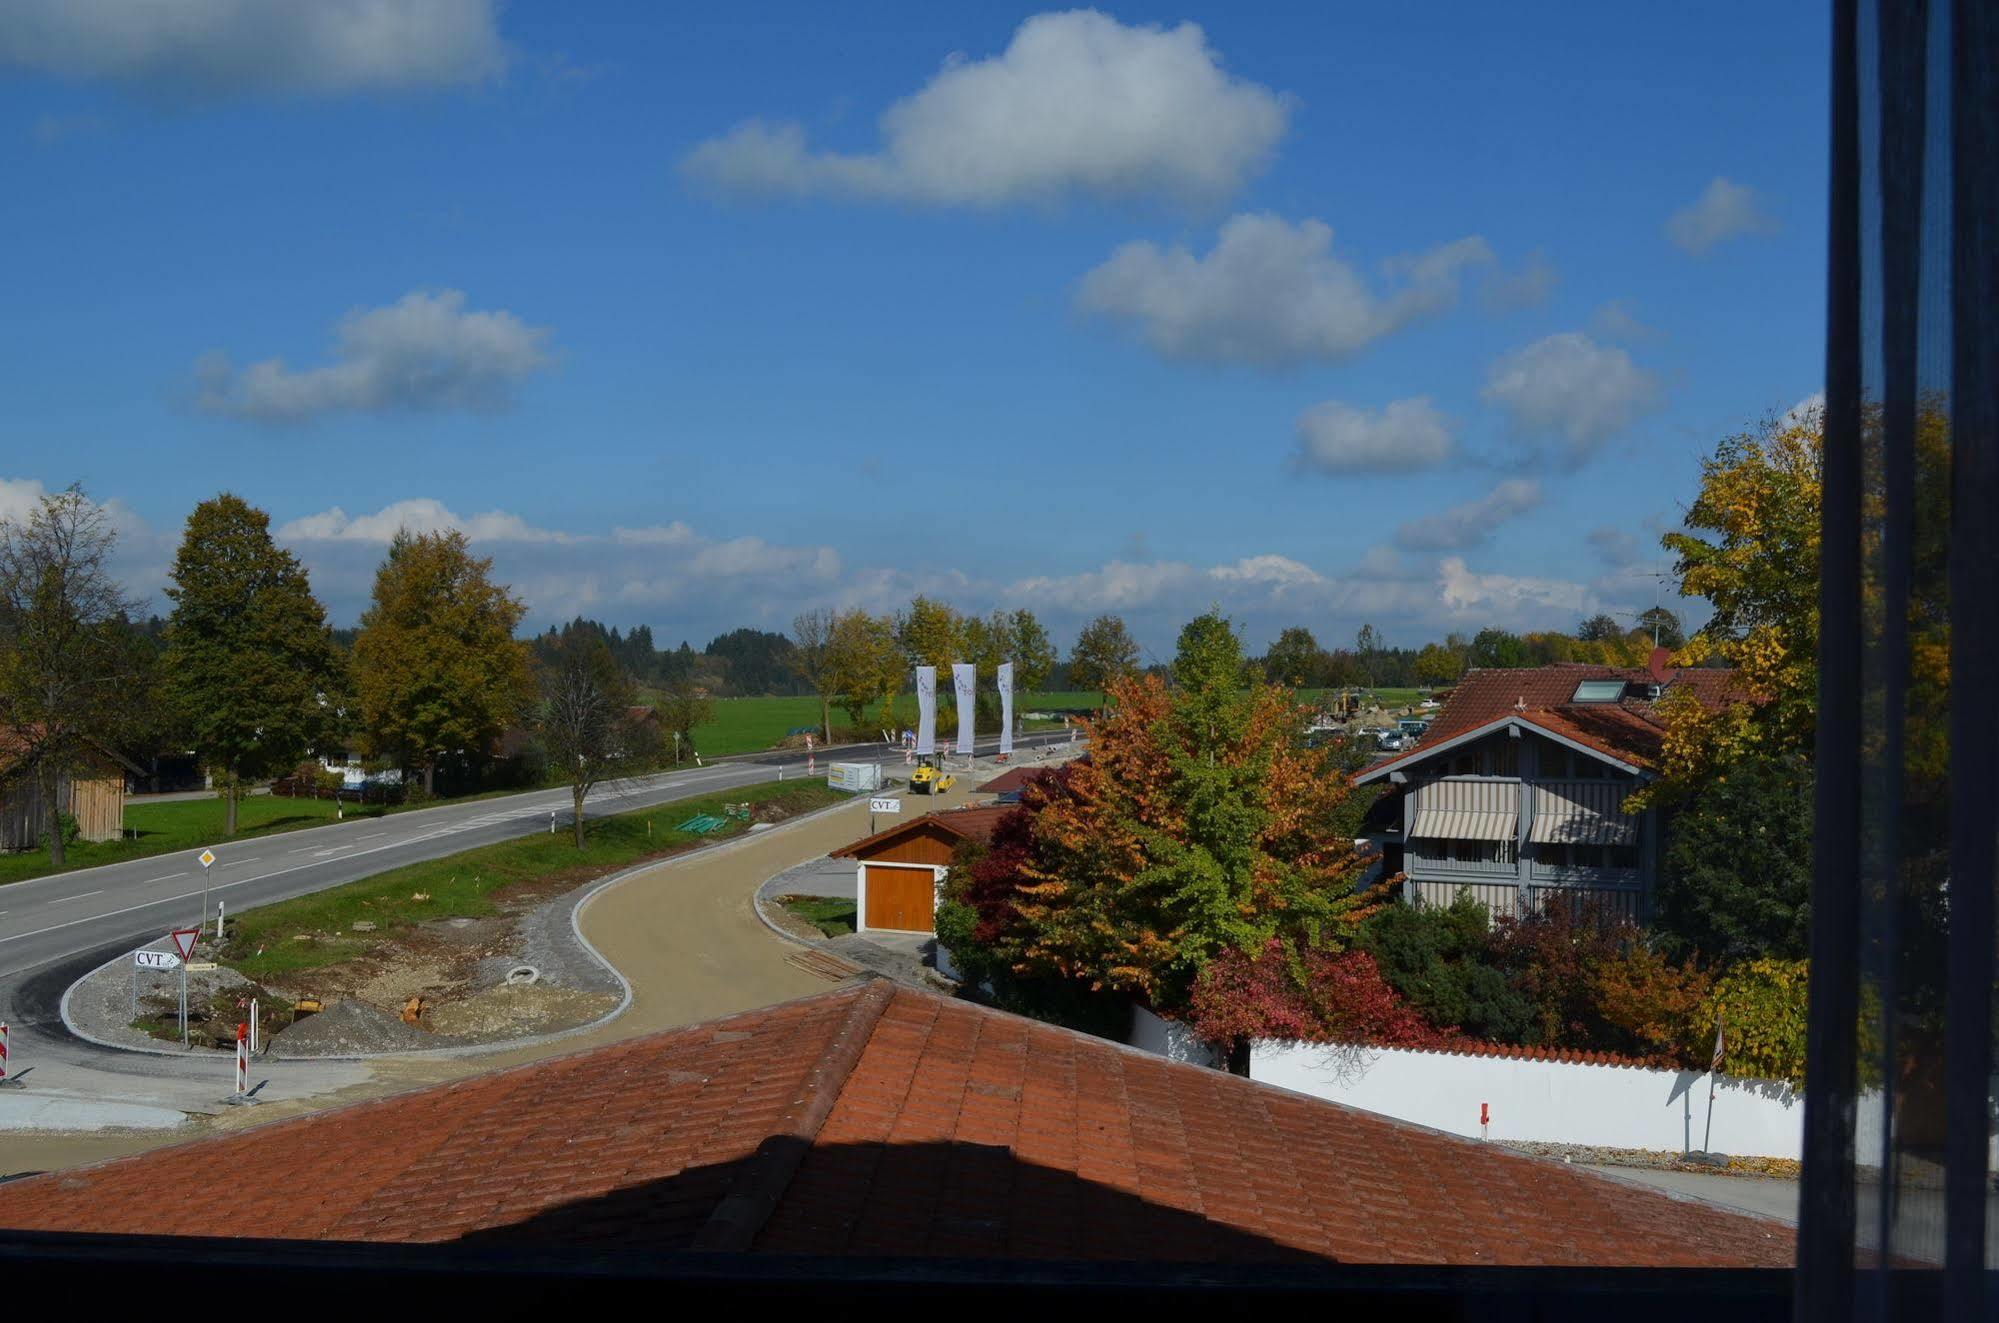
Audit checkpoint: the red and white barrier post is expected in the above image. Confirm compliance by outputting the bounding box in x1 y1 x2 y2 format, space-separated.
234 1022 248 1097
1480 1101 1490 1141
0 1020 16 1089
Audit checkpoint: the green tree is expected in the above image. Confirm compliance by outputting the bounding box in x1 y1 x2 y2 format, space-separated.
538 631 649 846
1003 608 1056 694
1261 626 1323 688
162 494 341 836
1066 613 1139 699
1468 627 1528 668
656 679 714 762
0 485 142 866
351 530 535 796
1657 748 1814 961
1634 606 1686 650
826 609 900 730
1576 613 1621 642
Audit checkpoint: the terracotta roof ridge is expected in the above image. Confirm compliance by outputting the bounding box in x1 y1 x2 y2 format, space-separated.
691 976 898 1251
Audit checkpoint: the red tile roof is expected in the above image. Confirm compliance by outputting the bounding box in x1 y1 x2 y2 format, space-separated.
974 763 1068 795
1358 662 1745 781
0 982 1791 1268
830 805 1016 859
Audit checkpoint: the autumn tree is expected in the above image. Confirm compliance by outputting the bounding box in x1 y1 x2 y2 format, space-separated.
539 631 650 846
1002 608 1056 694
1411 641 1463 687
788 608 837 742
0 486 142 866
1066 613 1139 700
897 596 962 673
351 530 535 796
828 609 901 730
941 611 1377 1016
163 494 341 835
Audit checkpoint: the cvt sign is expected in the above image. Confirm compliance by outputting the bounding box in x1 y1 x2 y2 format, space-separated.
133 949 181 971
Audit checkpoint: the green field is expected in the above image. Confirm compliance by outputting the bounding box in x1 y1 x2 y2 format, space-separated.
228 778 847 982
779 894 857 937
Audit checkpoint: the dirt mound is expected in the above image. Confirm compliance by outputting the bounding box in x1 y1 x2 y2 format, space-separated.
267 997 459 1058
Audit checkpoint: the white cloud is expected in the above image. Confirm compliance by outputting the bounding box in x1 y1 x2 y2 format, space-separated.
1481 332 1661 458
1078 215 1492 366
1665 176 1778 255
1395 479 1543 552
1589 300 1654 342
1438 556 1590 618
1483 251 1557 310
276 499 571 544
1292 397 1454 474
197 290 553 423
682 10 1287 208
0 0 505 98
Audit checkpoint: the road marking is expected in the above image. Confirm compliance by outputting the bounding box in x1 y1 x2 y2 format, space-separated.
139 872 188 884
355 832 387 841
45 890 104 905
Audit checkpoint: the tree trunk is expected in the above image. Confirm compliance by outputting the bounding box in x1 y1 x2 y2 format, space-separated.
41 759 64 867
223 773 239 836
572 783 587 849
821 695 832 744
423 763 435 797
1226 1037 1252 1078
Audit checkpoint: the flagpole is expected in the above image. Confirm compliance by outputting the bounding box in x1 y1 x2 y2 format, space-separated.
1701 1012 1724 1154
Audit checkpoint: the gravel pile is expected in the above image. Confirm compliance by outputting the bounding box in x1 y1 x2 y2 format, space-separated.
267 998 462 1058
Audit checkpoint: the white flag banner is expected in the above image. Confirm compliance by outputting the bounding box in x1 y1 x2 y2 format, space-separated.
952 663 977 755
997 661 1015 756
915 666 937 755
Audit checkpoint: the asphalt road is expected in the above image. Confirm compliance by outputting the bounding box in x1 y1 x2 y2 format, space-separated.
0 731 1072 1092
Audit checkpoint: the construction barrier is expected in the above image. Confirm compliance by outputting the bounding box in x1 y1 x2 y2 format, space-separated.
234 1023 248 1096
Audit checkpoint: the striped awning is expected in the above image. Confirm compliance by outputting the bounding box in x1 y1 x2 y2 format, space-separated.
1406 779 1519 842
1528 780 1639 846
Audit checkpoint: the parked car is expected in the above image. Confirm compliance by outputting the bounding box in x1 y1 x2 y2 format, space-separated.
1376 731 1412 752
1419 697 1440 709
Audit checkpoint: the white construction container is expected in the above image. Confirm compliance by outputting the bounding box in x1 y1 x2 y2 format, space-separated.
827 761 883 792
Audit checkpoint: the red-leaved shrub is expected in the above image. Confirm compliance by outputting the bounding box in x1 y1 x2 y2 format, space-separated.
1186 939 1447 1048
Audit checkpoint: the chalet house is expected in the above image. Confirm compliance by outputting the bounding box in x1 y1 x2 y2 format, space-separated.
1352 650 1741 923
0 729 143 850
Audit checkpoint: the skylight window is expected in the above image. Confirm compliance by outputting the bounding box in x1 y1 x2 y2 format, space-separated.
1571 679 1626 703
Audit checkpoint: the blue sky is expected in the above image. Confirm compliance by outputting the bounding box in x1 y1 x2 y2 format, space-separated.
0 2 1828 657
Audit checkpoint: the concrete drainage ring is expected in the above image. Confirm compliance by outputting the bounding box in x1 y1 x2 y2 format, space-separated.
505 965 540 986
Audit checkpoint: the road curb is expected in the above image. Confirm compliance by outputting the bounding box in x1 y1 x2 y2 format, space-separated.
58 793 873 1063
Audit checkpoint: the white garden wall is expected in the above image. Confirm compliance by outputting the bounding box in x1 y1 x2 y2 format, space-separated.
1250 1040 1829 1159
1129 1004 1226 1070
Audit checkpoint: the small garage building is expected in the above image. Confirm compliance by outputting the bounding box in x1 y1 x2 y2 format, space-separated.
830 805 1013 935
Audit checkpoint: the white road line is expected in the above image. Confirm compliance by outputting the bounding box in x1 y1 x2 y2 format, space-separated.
139 872 188 884
45 890 104 905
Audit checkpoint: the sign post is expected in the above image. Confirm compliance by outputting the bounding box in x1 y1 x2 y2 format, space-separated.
169 927 200 1048
198 848 216 934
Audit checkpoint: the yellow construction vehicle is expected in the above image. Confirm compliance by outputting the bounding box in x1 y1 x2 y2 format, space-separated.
910 755 956 795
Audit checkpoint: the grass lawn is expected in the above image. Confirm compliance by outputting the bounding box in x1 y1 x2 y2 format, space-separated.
227 778 848 983
690 695 834 756
779 894 857 937
0 793 396 889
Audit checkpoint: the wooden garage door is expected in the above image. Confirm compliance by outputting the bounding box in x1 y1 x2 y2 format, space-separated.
864 865 935 933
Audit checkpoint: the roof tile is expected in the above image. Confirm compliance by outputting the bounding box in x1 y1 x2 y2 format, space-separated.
1 983 1791 1268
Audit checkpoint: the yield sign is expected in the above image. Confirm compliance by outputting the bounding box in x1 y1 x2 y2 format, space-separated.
169 927 200 961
